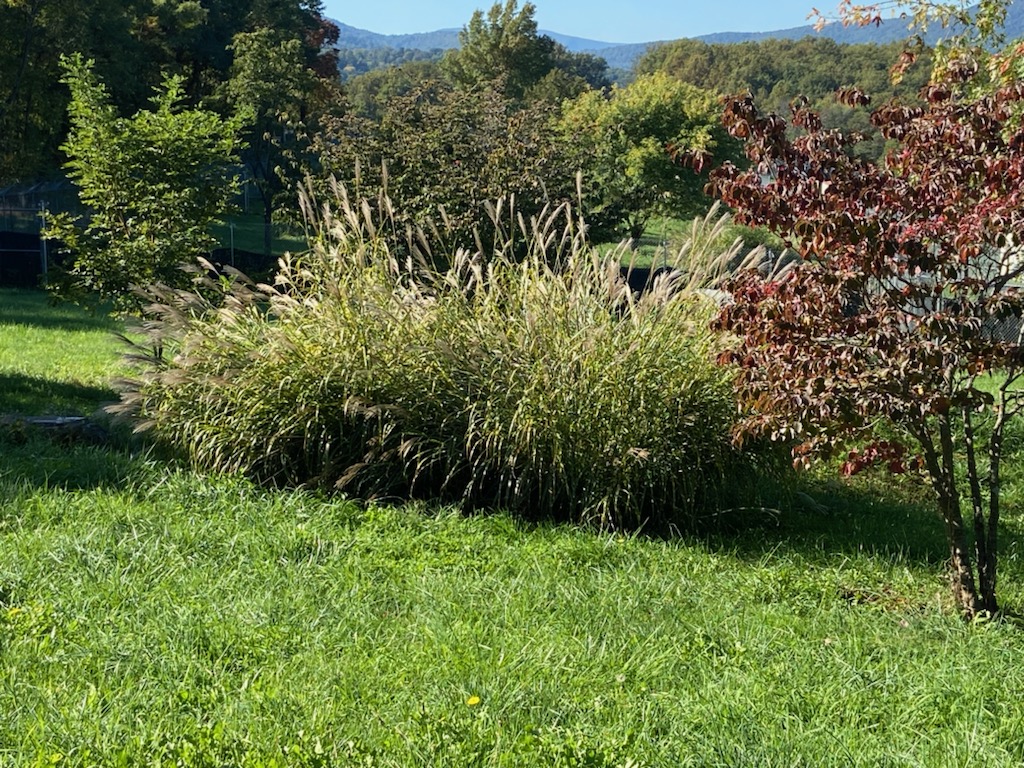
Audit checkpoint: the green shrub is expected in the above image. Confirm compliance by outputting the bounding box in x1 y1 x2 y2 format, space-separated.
116 189 777 529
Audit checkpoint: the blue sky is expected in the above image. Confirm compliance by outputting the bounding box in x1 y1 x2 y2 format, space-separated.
320 0 847 44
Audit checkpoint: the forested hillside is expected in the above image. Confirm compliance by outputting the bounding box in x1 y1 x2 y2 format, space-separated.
329 2 1024 76
638 37 933 158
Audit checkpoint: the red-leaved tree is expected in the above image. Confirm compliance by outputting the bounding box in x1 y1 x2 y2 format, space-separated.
703 65 1024 617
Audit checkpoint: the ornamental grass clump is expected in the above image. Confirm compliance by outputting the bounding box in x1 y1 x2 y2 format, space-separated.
116 187 770 529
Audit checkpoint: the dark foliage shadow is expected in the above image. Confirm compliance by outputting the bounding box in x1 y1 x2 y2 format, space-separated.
0 372 116 416
666 472 952 568
0 309 118 333
0 425 154 498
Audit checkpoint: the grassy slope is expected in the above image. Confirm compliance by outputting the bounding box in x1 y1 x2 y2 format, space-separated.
211 214 308 257
3 291 1024 766
603 213 785 268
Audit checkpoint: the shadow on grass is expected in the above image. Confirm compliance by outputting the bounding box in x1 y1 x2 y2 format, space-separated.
694 470 1024 582
646 468 951 570
0 289 119 333
0 372 117 416
2 409 1018 596
0 428 154 497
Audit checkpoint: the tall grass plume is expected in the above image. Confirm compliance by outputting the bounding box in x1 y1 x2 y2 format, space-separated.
113 186 778 529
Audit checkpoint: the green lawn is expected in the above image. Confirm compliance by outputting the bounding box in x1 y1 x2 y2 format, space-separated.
211 214 308 258
600 211 785 269
3 291 1024 766
0 289 126 415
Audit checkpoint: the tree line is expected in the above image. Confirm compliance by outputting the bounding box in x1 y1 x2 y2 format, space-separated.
32 0 976 310
17 0 1001 311
637 35 934 160
0 0 338 185
3 0 951 264
39 0 739 305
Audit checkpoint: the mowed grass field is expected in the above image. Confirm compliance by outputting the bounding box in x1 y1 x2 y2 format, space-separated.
4 289 1024 766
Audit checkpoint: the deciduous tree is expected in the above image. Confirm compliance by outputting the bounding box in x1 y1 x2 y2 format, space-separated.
343 60 444 119
46 55 242 312
560 71 735 242
441 0 608 103
0 0 154 182
222 27 329 256
703 71 1024 617
0 0 334 184
314 81 574 264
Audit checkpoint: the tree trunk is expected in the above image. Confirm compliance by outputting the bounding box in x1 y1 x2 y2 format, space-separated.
923 416 984 618
942 492 983 618
979 391 1011 615
965 408 998 614
977 533 999 614
263 206 272 259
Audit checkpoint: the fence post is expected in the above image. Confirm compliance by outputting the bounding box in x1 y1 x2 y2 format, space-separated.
38 202 48 284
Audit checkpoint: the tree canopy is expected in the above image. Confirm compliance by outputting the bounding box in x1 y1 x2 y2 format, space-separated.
559 72 736 241
638 37 933 161
314 80 574 262
441 0 609 103
45 55 242 312
704 69 1024 617
0 0 334 184
220 26 340 254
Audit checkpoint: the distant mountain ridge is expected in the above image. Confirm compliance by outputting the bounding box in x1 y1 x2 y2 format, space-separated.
329 22 653 70
331 22 460 51
698 2 1024 46
330 1 1023 71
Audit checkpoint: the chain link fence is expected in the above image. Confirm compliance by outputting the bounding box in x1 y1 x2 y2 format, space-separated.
0 179 80 287
0 205 48 288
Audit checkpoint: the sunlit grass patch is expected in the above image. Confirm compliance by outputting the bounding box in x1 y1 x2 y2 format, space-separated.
4 217 1024 766
0 289 124 414
3 469 1024 765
